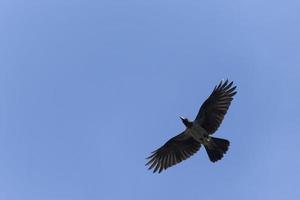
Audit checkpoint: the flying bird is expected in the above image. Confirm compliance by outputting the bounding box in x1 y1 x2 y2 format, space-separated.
146 79 237 173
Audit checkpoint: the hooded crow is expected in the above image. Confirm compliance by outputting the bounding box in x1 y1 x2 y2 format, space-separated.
146 79 237 173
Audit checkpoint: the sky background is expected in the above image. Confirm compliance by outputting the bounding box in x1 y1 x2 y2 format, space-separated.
1 0 300 199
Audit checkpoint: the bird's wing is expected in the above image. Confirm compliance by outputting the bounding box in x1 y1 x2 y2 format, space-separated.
195 79 237 134
146 132 201 173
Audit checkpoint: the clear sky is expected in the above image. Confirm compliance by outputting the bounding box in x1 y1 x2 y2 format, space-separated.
1 0 300 199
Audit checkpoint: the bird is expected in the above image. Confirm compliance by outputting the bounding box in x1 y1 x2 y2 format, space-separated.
146 79 237 173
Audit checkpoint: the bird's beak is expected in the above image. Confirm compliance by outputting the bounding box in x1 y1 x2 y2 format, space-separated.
179 116 185 121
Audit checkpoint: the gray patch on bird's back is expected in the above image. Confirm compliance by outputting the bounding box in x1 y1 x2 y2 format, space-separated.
185 124 208 143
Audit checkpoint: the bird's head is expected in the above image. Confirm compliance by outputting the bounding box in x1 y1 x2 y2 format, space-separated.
179 116 193 128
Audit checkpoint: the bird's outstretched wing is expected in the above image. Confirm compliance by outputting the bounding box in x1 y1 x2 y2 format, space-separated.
146 132 201 173
195 79 237 134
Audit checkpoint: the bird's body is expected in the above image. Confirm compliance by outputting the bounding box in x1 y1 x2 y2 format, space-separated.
146 79 237 173
185 122 208 143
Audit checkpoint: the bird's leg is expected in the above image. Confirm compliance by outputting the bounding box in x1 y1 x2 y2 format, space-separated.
203 134 211 142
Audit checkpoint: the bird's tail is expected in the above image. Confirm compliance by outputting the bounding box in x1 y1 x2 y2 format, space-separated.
204 137 230 162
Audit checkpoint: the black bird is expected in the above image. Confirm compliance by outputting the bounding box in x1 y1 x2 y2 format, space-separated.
146 79 237 173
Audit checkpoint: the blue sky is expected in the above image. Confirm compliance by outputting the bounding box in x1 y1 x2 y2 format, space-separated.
1 0 300 199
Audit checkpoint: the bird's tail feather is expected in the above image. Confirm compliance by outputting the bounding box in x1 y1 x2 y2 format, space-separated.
204 137 230 162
